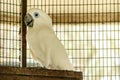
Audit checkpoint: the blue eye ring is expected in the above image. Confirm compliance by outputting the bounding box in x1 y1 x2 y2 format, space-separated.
34 12 39 18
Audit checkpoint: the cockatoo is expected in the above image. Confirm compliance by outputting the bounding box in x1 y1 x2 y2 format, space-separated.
24 8 74 71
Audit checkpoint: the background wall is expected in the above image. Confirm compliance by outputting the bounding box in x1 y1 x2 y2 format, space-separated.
0 0 120 80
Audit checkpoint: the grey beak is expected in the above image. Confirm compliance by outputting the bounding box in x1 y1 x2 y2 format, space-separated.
24 13 33 27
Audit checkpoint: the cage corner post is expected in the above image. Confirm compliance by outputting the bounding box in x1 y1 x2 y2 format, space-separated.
21 0 27 68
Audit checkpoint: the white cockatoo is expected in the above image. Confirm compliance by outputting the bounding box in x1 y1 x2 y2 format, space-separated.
24 8 74 71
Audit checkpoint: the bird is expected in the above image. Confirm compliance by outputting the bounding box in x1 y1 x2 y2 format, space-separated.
24 8 74 71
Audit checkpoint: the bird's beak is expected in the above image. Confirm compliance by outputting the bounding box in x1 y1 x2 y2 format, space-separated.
24 13 34 27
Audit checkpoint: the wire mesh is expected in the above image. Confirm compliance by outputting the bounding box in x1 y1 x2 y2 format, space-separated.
27 0 120 80
0 0 21 67
0 0 120 80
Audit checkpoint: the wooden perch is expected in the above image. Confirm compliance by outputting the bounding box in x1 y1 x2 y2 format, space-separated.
0 66 83 80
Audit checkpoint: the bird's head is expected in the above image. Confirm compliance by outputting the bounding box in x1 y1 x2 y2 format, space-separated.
24 8 52 29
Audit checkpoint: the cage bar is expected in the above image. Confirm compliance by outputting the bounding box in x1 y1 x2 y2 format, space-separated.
20 0 27 68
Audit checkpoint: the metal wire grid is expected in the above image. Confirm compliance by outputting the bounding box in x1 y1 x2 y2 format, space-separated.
54 23 120 80
0 0 21 67
27 0 120 80
0 0 120 80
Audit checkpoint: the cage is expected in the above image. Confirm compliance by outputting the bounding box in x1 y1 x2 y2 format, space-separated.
0 0 120 80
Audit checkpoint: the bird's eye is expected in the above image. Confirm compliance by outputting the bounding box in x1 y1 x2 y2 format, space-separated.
34 12 39 18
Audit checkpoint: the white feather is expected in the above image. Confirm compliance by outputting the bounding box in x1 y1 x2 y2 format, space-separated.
26 8 74 70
